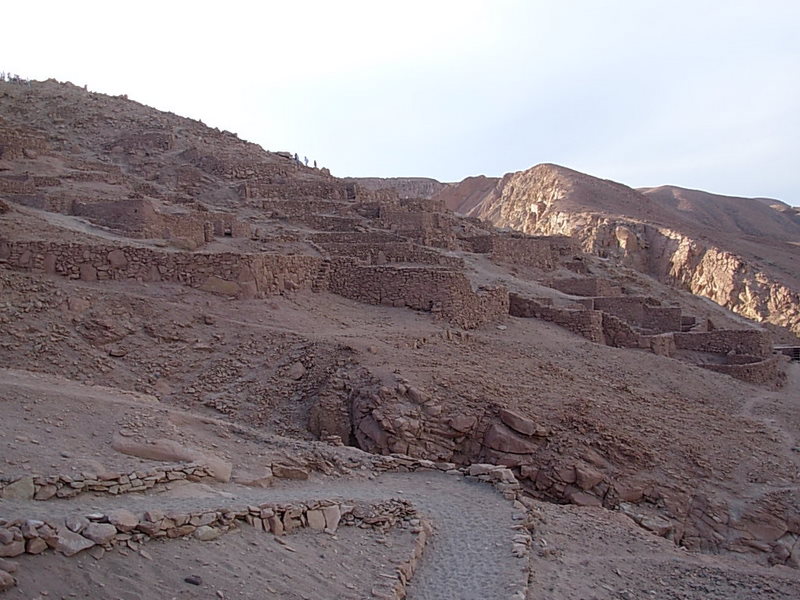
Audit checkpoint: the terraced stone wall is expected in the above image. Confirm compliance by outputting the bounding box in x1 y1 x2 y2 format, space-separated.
106 130 175 153
673 329 772 358
379 209 437 232
328 261 507 329
0 124 49 160
490 237 557 268
260 199 352 217
319 242 463 267
311 232 405 245
240 180 348 201
642 305 683 333
0 240 320 298
290 214 361 232
702 355 783 384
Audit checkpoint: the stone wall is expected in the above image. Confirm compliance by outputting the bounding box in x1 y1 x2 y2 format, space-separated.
107 130 175 153
549 277 621 297
379 209 437 232
319 242 463 267
602 313 644 348
673 330 772 358
0 463 213 501
0 240 320 298
0 175 37 195
490 237 558 269
509 294 604 343
642 305 683 333
0 123 49 160
463 235 579 269
312 232 406 245
702 355 783 384
289 214 362 232
591 296 647 326
239 180 348 201
260 199 352 217
328 262 508 329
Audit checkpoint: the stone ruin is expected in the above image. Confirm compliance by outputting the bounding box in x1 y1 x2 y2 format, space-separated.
0 146 782 380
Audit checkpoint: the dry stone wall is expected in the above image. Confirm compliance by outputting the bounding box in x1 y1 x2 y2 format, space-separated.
549 277 622 297
320 242 463 267
701 355 783 384
0 240 320 298
673 330 772 358
0 123 49 160
329 261 508 329
509 294 604 343
462 235 579 269
0 463 213 501
260 199 353 217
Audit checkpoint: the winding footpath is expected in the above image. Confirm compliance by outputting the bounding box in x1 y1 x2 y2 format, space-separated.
1 471 528 600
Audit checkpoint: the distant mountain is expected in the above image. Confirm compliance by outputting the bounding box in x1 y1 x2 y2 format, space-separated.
435 164 800 337
638 185 800 239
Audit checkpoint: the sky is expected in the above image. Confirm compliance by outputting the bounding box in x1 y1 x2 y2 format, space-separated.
2 0 799 203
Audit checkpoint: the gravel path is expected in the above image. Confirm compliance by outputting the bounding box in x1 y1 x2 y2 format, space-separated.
1 471 528 600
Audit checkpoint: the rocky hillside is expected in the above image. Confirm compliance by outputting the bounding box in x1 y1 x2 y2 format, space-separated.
437 164 800 339
2 78 800 593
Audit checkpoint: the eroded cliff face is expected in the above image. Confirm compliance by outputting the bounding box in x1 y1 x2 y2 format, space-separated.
455 164 800 337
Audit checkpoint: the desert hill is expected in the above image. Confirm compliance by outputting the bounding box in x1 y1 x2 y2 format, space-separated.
433 164 800 339
638 185 800 240
1 79 799 598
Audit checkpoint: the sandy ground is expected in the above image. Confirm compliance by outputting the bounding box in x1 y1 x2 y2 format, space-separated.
7 524 412 600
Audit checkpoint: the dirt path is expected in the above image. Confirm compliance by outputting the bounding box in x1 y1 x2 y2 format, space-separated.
0 472 528 600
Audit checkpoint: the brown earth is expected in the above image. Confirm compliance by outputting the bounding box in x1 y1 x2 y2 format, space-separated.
1 78 799 598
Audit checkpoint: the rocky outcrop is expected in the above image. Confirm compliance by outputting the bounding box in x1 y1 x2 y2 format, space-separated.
439 164 800 337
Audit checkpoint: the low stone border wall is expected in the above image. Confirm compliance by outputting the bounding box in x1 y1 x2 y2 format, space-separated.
0 463 214 502
0 498 422 596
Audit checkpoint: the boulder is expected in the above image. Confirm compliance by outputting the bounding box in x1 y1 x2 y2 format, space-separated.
232 467 273 488
107 249 128 268
0 541 24 558
272 464 309 480
194 526 221 541
107 509 139 532
34 484 58 500
0 557 18 573
0 570 16 593
483 423 539 454
306 510 326 531
65 516 89 534
25 537 48 554
56 530 95 556
322 505 341 532
1 476 34 500
498 409 537 436
449 415 477 433
468 464 500 477
575 464 604 491
82 523 118 545
286 361 306 380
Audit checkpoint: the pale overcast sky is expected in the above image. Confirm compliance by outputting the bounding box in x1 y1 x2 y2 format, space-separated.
2 1 798 202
